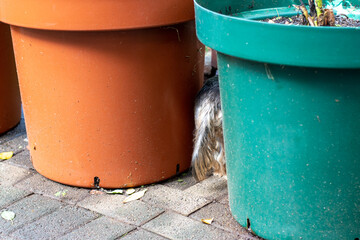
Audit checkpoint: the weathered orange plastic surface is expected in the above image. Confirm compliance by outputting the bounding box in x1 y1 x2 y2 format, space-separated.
0 22 21 134
11 21 203 188
0 0 195 30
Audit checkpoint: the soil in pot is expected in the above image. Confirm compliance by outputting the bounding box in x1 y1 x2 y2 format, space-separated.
261 0 360 27
262 13 360 26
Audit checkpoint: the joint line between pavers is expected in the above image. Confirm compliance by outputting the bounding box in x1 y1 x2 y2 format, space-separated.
8 168 37 186
56 215 103 238
5 199 63 235
0 192 34 210
13 148 25 156
137 226 172 240
4 158 35 172
184 200 214 217
136 208 166 227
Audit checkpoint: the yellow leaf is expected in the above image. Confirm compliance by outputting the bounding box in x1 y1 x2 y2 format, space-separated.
201 218 214 225
0 152 13 160
123 189 147 203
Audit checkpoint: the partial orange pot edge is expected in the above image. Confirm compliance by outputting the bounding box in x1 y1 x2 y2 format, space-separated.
0 22 21 134
0 0 195 30
6 0 203 188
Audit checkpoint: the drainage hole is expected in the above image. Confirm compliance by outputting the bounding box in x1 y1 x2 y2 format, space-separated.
246 218 251 229
176 164 180 175
94 176 100 188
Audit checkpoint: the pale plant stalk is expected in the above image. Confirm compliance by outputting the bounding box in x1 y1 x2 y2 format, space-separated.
315 0 323 17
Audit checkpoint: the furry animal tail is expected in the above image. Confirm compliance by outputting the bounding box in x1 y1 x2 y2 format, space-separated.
192 76 225 181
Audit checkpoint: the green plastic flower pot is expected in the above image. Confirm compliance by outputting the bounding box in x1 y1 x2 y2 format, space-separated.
194 0 360 239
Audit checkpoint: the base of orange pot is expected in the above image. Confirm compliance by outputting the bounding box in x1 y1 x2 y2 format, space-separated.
0 22 21 135
11 21 203 188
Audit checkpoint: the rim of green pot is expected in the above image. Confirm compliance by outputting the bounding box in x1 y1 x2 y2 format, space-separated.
194 0 360 68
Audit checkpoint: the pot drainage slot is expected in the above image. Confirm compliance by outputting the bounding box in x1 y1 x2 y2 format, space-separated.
176 164 180 174
94 176 100 188
246 218 251 229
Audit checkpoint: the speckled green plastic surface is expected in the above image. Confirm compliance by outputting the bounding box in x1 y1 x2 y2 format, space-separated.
195 0 360 68
194 0 360 239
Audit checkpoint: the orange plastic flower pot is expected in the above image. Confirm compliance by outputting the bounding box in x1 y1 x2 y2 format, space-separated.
0 22 21 134
3 0 203 188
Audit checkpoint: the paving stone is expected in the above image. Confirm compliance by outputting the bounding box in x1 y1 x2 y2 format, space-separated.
59 216 135 240
10 205 98 240
6 150 33 170
190 202 251 236
0 194 63 235
78 194 163 225
0 186 32 208
120 229 169 240
184 176 228 200
0 235 18 240
0 133 28 155
162 170 197 190
141 185 211 216
15 173 90 204
142 212 239 240
0 120 26 144
218 194 229 205
0 162 32 186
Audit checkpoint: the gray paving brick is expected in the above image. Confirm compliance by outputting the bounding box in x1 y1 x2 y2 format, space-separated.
142 212 239 240
6 150 33 170
0 162 32 186
78 194 163 225
141 185 210 216
0 194 63 235
0 186 32 208
190 202 251 236
120 229 169 240
0 121 26 144
10 205 98 240
59 216 135 240
0 133 28 155
219 194 229 205
15 173 90 204
162 170 197 190
184 176 228 200
0 235 18 240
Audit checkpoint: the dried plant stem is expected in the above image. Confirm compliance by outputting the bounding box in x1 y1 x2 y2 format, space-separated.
295 1 316 26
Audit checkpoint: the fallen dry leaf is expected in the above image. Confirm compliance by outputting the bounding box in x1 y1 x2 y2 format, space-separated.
201 218 214 225
104 189 124 194
54 190 68 197
123 189 147 203
125 188 136 195
1 211 16 223
0 152 14 160
89 190 105 195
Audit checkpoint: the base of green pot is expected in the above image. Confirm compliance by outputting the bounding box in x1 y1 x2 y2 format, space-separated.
219 53 360 240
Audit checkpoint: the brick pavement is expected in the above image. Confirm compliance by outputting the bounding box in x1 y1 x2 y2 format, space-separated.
0 118 261 240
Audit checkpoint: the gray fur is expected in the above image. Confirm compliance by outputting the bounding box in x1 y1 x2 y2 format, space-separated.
192 76 226 181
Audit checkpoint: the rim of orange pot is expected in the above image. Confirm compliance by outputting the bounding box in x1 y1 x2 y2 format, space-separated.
0 0 195 31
